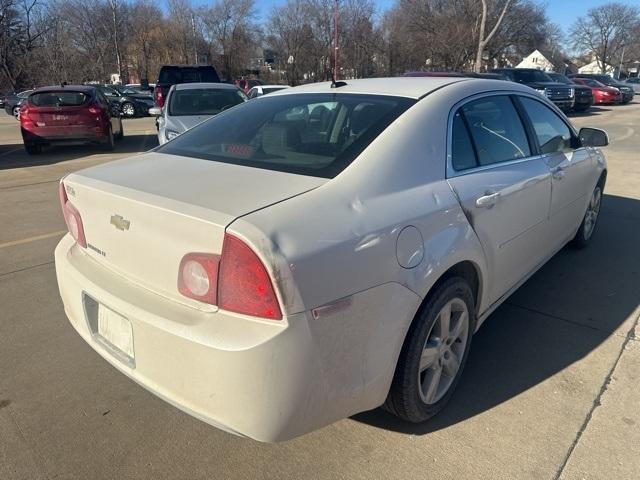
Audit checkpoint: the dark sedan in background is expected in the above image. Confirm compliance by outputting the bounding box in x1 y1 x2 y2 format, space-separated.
5 90 35 118
97 85 155 117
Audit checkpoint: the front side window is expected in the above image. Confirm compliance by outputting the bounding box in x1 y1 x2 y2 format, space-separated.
168 88 246 116
457 95 531 166
519 97 572 154
158 93 415 178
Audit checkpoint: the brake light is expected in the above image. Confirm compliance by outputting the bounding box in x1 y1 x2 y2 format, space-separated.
58 182 87 248
177 234 282 320
154 86 164 108
87 103 101 114
19 104 31 123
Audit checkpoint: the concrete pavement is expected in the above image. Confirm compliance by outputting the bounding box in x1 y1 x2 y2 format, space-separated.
0 103 639 480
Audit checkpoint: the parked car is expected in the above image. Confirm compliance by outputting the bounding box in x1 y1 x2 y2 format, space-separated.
571 78 622 105
0 90 15 109
235 78 264 93
97 85 154 117
20 85 123 154
247 85 290 99
126 82 155 92
623 77 640 94
492 68 575 111
55 77 608 442
153 65 220 108
5 89 34 118
568 74 634 103
546 72 594 112
149 83 247 144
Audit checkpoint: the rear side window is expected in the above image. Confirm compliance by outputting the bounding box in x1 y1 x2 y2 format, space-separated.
30 91 89 107
457 96 531 167
158 93 415 178
519 97 572 154
451 112 477 171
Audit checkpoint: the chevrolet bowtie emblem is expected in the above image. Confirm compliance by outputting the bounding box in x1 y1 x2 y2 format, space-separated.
110 214 130 231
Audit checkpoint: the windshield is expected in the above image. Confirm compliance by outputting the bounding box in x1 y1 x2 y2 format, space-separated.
579 78 606 88
158 67 220 84
168 88 246 116
158 93 415 178
511 70 553 83
30 91 89 107
548 73 571 84
262 87 287 95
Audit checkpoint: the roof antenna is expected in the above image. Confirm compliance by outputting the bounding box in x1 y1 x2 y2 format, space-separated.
330 70 347 89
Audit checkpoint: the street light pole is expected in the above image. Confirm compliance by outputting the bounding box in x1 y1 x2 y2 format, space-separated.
334 0 339 80
618 43 626 79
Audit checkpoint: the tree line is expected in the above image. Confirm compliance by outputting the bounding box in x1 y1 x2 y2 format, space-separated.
1 0 639 91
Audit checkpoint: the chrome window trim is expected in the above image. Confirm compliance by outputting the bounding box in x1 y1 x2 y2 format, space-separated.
445 90 574 179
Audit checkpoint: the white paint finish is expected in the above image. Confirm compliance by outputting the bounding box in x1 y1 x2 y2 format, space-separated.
396 226 424 268
54 77 607 441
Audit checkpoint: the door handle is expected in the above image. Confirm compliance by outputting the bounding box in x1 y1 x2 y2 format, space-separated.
476 191 501 208
551 166 565 180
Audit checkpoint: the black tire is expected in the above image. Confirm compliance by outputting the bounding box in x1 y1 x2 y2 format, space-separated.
570 180 604 249
102 125 115 151
121 102 136 118
115 120 124 140
384 277 476 423
24 142 41 155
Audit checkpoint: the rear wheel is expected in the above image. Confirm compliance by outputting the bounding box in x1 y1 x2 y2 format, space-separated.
24 142 42 155
13 106 20 119
121 102 136 118
571 182 603 249
102 125 115 151
384 277 475 422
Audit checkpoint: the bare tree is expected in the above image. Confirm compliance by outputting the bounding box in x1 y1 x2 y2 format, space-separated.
570 2 640 74
474 0 513 72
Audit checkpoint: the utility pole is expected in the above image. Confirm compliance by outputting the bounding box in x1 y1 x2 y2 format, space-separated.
618 43 626 79
334 0 339 80
191 12 198 64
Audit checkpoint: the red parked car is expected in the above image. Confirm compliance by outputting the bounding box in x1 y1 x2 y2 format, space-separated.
235 78 264 93
572 78 622 105
20 85 123 155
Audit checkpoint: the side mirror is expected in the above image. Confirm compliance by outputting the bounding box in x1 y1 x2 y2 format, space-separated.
148 107 163 116
579 127 609 147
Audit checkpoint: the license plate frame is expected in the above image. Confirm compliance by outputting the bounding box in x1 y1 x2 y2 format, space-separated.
83 293 135 367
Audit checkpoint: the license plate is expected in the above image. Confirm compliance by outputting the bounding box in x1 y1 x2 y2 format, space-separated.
97 304 134 360
53 114 68 121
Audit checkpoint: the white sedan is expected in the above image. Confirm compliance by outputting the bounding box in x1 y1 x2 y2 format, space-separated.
55 77 608 442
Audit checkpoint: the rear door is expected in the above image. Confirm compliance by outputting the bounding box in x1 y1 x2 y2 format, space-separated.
447 94 552 304
516 95 595 247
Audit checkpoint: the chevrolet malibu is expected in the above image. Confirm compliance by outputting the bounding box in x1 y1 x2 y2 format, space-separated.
55 78 608 442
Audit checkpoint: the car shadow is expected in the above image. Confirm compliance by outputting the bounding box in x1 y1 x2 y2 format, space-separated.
352 193 639 435
567 106 612 118
0 134 158 170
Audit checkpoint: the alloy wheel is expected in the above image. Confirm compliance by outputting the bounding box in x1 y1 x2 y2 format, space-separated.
418 298 470 405
122 103 135 117
583 186 602 241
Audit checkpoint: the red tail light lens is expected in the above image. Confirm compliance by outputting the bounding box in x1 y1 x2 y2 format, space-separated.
177 234 282 320
218 234 282 320
177 253 220 304
154 86 164 108
58 182 87 248
87 103 101 114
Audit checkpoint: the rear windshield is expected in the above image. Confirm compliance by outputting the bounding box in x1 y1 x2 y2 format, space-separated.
29 91 90 107
262 87 286 95
169 88 246 116
158 67 220 84
158 93 415 178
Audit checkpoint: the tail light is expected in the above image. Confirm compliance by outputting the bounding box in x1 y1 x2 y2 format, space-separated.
154 86 164 108
19 104 31 123
58 182 87 248
87 103 101 114
177 234 282 320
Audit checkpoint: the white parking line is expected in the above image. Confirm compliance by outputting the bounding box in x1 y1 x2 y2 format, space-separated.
0 230 66 249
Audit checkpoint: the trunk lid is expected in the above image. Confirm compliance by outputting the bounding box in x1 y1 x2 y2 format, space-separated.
64 152 326 307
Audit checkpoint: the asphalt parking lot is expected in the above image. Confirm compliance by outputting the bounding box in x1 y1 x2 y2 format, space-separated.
1 103 639 480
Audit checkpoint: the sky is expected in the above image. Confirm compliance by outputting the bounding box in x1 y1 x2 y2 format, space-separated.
249 0 637 34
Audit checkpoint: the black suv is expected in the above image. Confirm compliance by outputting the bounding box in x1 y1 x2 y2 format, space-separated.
546 72 594 112
153 65 220 108
568 74 634 104
492 68 576 111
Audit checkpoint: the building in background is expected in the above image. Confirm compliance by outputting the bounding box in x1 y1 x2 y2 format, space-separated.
516 50 554 71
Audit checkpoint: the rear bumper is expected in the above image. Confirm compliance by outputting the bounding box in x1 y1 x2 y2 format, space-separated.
55 234 419 441
22 126 105 144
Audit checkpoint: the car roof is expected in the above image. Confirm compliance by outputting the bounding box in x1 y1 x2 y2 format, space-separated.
272 77 475 99
31 85 96 94
173 82 239 91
